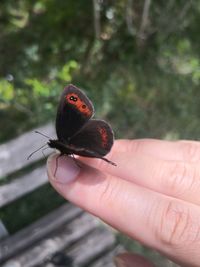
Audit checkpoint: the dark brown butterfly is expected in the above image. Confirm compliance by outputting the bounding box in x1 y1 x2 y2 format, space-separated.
48 84 116 166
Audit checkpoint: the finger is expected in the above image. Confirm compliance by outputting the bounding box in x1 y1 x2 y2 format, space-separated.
82 139 200 165
114 252 155 267
47 155 200 267
81 145 200 206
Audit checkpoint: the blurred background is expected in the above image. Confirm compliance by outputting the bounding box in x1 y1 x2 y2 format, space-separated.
0 0 200 266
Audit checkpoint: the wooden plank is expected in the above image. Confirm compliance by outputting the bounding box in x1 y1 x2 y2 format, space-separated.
64 227 116 267
35 227 116 267
0 221 9 241
90 245 125 267
0 123 55 178
0 203 83 263
0 165 47 208
1 211 102 267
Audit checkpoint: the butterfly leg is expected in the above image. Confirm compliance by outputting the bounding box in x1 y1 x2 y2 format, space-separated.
54 154 82 177
54 153 62 177
42 146 50 158
70 154 82 168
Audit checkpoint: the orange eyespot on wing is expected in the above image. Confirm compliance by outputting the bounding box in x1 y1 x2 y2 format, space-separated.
65 93 92 117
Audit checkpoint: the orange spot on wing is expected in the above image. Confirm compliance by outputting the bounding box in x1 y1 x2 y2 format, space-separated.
65 93 92 117
78 103 92 117
99 127 108 148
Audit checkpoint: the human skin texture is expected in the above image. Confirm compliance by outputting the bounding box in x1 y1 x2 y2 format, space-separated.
47 139 200 267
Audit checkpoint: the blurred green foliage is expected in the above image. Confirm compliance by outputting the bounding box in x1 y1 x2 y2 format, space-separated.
0 0 200 143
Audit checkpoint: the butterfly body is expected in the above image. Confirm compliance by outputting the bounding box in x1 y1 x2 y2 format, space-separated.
49 84 116 166
48 140 76 155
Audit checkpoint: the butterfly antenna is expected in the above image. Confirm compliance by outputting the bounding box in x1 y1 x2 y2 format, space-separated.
27 143 48 160
35 130 51 139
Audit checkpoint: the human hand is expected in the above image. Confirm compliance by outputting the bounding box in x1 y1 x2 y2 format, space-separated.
47 139 200 267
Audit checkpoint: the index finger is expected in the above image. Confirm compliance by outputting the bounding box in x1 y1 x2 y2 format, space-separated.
81 139 200 166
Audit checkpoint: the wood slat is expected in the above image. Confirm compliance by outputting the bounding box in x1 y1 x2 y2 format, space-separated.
90 245 125 267
0 165 47 208
0 203 82 263
65 227 116 267
37 227 116 267
0 221 9 241
0 123 55 178
1 211 103 267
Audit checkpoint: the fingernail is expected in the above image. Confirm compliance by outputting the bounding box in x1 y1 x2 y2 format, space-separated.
47 154 80 184
114 256 127 267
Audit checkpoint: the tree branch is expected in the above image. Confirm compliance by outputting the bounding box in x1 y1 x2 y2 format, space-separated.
125 0 135 36
138 0 152 40
93 0 101 39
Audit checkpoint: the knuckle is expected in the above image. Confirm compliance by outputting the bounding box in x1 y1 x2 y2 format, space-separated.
180 141 200 162
98 177 119 205
162 161 196 196
157 200 200 248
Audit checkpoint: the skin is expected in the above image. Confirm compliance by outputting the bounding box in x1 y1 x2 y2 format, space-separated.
47 139 200 267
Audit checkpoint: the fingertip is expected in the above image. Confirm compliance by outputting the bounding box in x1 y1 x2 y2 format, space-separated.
46 153 109 210
47 154 80 184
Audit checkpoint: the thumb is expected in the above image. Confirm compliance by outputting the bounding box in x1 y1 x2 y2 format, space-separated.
114 252 155 267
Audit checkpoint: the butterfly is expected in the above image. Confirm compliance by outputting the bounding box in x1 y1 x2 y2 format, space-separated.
47 84 116 166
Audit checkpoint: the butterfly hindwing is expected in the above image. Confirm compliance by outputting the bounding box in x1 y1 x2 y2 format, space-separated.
69 119 114 157
56 84 94 141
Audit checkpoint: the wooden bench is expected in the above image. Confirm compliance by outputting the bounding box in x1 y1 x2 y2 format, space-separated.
0 124 123 267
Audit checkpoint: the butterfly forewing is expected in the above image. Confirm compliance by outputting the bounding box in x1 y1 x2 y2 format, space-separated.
69 119 114 156
56 84 94 142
